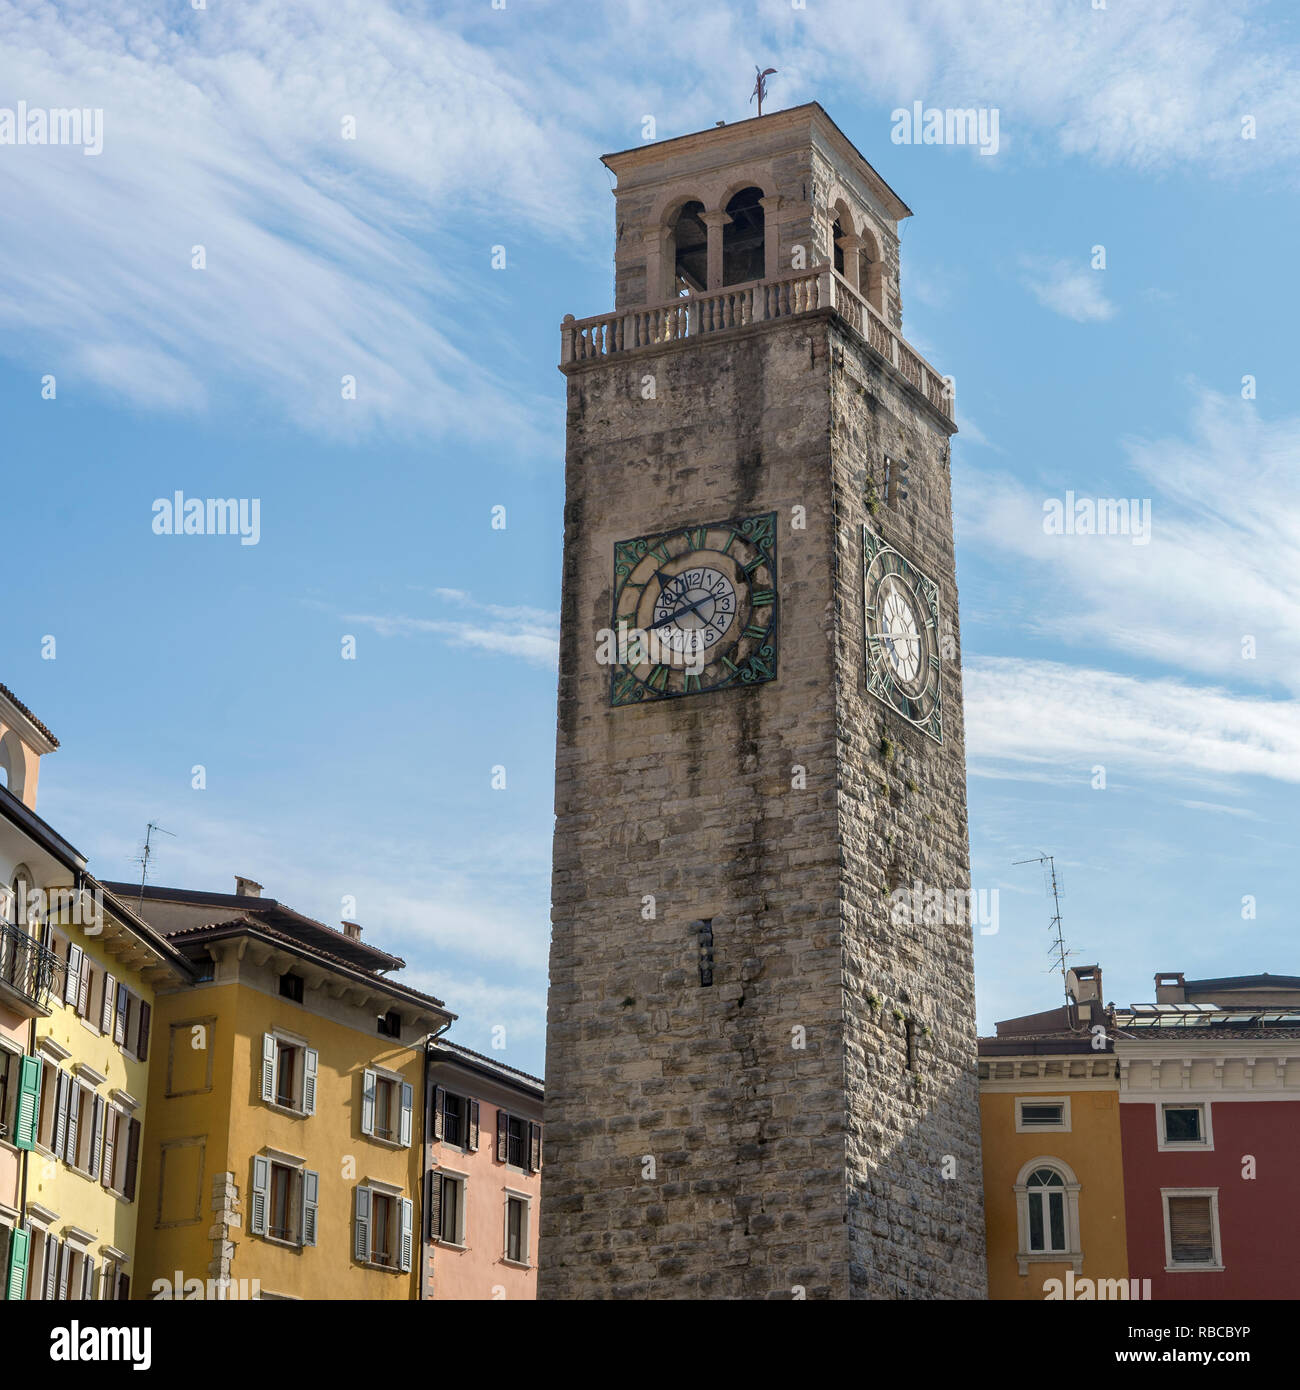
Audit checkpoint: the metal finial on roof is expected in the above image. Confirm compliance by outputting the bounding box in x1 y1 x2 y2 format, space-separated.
750 66 777 117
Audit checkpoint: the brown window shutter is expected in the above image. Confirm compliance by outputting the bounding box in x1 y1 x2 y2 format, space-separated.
529 1122 542 1173
137 1001 151 1062
426 1169 442 1241
1169 1196 1214 1263
431 1085 444 1141
123 1116 141 1201
468 1099 480 1152
496 1110 508 1163
117 1270 130 1302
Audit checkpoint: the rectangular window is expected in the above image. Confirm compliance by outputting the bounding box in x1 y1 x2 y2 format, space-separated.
371 1192 393 1266
279 973 304 1003
1162 1104 1205 1144
443 1092 463 1147
275 1044 299 1109
268 1162 299 1243
0 1048 15 1142
377 1009 401 1038
374 1077 394 1141
1016 1097 1070 1132
438 1174 463 1245
1166 1192 1220 1268
505 1196 527 1264
506 1114 527 1168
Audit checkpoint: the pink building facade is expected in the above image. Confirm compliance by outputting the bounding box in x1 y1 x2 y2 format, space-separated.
421 1041 543 1300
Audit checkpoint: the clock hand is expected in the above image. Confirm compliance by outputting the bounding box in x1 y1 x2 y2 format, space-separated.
648 592 719 631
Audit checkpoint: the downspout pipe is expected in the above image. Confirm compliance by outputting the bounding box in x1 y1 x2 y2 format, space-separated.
420 1021 453 1301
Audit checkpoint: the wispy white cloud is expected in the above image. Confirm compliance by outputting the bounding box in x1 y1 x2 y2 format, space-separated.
966 657 1300 785
1021 257 1116 322
344 590 559 668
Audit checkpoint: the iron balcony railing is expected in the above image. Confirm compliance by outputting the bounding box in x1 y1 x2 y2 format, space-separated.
0 917 64 1011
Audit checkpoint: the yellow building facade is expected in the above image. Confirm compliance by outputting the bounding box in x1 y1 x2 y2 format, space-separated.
122 881 453 1300
979 970 1130 1301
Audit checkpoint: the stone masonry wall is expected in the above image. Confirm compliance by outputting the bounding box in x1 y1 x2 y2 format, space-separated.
828 323 987 1298
541 309 985 1299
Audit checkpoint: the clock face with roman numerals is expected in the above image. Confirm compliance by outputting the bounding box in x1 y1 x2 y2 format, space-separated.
863 525 943 742
610 512 777 705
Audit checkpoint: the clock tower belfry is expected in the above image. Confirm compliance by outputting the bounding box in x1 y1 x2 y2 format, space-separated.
541 103 986 1300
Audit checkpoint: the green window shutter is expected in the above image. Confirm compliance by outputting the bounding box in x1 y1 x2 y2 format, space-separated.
5 1226 29 1301
399 1197 413 1272
354 1185 371 1262
399 1083 413 1147
303 1048 318 1116
15 1055 41 1151
301 1169 319 1247
249 1155 270 1235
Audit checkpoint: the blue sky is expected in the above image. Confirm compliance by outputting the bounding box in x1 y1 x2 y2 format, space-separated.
3 1 1299 1076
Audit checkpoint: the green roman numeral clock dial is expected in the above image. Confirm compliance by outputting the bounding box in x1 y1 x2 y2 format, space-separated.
863 524 943 742
610 512 778 705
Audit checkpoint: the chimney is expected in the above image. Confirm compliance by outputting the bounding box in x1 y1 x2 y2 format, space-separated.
341 921 362 941
1155 971 1186 1004
1066 964 1103 1021
235 876 263 899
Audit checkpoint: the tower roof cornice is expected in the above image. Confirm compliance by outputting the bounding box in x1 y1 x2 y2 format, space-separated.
601 101 912 222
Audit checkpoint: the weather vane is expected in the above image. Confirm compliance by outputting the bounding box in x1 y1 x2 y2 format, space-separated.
750 66 777 117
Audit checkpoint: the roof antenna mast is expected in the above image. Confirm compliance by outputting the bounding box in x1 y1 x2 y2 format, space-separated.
1014 852 1073 1008
750 66 777 117
133 821 176 917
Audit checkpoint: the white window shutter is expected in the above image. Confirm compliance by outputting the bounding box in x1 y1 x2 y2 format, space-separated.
65 1084 81 1166
77 958 90 1016
53 1071 69 1160
250 1155 270 1235
101 973 115 1034
303 1048 318 1115
64 945 82 1005
399 1197 413 1272
43 1235 59 1300
302 1168 319 1246
88 1095 104 1181
261 1034 276 1104
57 1241 71 1301
354 1185 371 1262
399 1082 413 1147
360 1069 376 1137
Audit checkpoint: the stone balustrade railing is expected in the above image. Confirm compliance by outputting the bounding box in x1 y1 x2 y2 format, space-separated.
560 267 955 423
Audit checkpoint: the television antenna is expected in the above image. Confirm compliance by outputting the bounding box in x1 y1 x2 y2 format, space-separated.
1013 853 1073 1007
133 821 176 917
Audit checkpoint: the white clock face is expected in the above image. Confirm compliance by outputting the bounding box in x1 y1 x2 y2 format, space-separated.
651 566 737 656
878 576 921 684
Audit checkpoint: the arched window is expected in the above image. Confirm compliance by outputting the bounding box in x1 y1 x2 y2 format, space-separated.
1014 1155 1082 1274
1025 1167 1067 1253
832 218 845 277
722 187 765 286
670 201 708 295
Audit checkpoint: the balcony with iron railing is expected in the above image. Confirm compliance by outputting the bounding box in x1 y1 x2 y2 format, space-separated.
560 265 955 427
0 917 64 1018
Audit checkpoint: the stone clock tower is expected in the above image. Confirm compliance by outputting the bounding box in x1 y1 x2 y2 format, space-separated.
541 103 986 1299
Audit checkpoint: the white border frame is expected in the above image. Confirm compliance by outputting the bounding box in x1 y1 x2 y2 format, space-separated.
1015 1095 1072 1133
1156 1099 1214 1152
1161 1187 1224 1273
